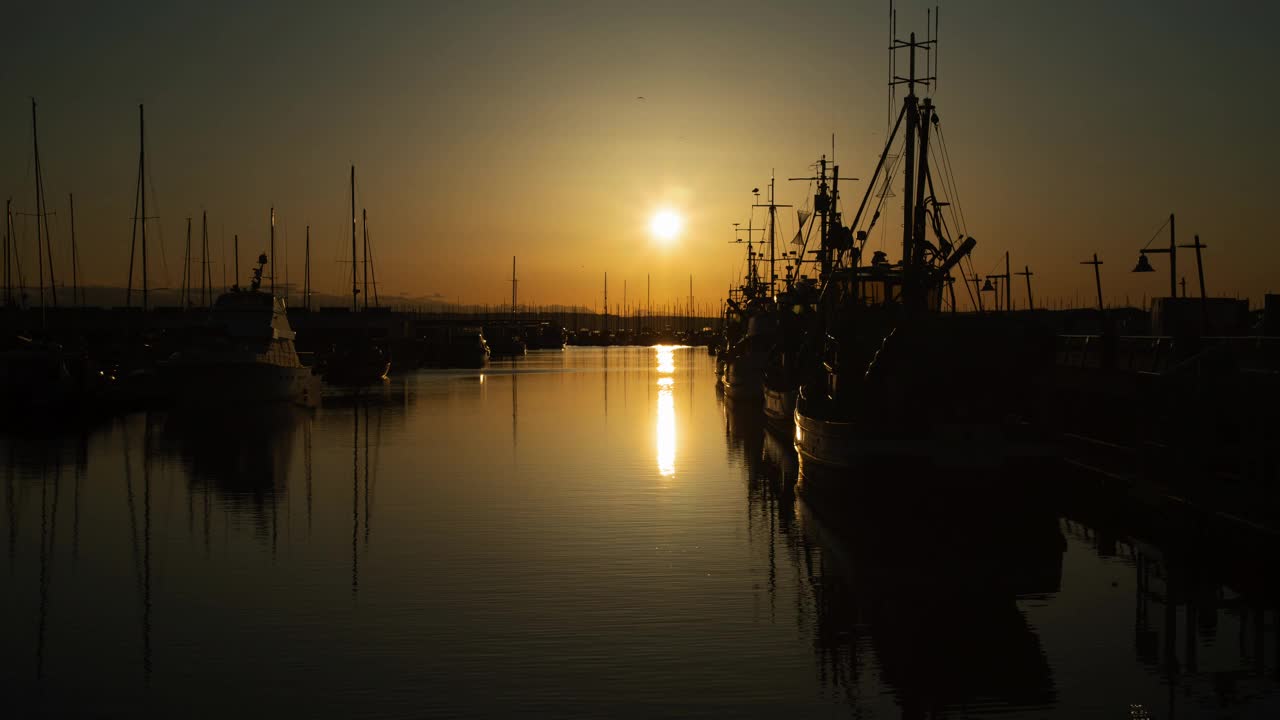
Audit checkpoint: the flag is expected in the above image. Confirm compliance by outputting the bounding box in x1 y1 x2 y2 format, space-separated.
791 209 813 246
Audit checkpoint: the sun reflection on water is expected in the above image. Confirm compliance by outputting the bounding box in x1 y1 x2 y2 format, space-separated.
655 346 676 477
655 345 676 374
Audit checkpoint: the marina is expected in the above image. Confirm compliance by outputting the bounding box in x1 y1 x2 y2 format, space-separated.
3 1 1279 717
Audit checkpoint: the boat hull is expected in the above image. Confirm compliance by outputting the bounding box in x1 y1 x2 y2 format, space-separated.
720 352 766 403
762 386 796 431
164 362 321 408
794 405 1056 477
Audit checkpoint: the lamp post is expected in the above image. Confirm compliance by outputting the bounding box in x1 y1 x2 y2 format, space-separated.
1132 213 1176 298
985 252 1011 312
1081 253 1104 311
1015 265 1035 311
1133 221 1209 325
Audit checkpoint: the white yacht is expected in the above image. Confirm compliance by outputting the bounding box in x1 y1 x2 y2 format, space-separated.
165 254 320 407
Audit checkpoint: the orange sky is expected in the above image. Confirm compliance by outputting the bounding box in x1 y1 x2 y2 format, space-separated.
1 1 1276 311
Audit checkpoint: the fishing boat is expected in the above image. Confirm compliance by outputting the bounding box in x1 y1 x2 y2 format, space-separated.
794 32 1055 480
719 199 779 403
162 253 320 407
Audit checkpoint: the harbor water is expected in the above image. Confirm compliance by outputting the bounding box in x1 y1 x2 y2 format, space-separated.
4 346 1278 718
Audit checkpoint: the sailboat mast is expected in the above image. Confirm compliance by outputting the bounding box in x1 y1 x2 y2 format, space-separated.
202 211 210 305
140 105 148 311
304 225 311 311
270 207 276 296
511 256 517 317
350 165 358 312
69 193 79 306
31 99 55 315
2 198 8 306
362 207 369 310
183 218 191 308
233 234 239 290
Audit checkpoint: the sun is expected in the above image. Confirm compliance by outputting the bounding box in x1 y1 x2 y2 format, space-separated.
649 209 683 243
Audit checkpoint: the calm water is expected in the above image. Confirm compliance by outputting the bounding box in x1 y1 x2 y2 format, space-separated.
4 346 1278 718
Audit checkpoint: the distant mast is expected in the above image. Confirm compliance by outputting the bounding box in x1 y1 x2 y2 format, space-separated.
350 165 358 312
69 193 79 306
270 207 276 296
511 256 517 317
304 225 311 311
31 98 56 318
127 104 149 310
362 208 369 309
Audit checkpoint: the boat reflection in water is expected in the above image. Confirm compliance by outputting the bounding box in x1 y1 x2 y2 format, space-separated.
795 487 1064 716
157 406 306 524
726 390 1066 716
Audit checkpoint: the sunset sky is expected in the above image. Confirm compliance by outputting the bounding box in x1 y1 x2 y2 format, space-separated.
1 0 1276 311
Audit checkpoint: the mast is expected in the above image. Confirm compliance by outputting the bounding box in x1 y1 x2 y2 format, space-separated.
362 208 369 309
900 35 917 304
141 105 149 311
350 166 358 312
603 272 608 332
768 177 776 295
269 207 276 296
511 256 517 317
2 198 8 307
819 157 829 278
31 100 56 317
183 218 192 308
233 234 239 290
201 211 210 306
304 226 311 311
69 193 79 306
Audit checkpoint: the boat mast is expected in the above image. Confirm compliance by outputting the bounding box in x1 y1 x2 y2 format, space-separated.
304 225 311 311
233 234 239 290
768 176 775 295
511 256 517 317
270 207 276 296
183 217 192 308
890 31 935 309
751 175 791 297
8 200 22 309
141 105 149 312
202 211 210 306
31 99 57 317
2 198 8 307
899 35 918 306
69 193 79 306
350 165 358 312
362 208 369 310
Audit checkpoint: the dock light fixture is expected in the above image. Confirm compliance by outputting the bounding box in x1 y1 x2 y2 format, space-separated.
980 278 995 292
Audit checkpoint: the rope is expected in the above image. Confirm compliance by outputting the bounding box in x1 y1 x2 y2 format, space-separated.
1140 216 1171 250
